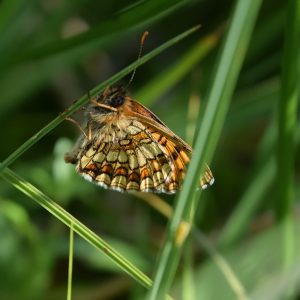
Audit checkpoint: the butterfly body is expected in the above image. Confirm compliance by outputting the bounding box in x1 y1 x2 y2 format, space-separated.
65 85 214 193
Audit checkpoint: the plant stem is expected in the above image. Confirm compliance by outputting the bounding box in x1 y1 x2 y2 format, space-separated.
147 1 262 299
67 224 74 300
277 0 300 275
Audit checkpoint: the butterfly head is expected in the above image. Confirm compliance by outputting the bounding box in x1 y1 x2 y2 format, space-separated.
87 85 128 123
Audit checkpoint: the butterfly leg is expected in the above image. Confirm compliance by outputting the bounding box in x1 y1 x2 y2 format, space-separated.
64 135 85 164
65 117 88 139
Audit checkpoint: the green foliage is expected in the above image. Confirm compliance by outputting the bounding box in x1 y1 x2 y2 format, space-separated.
0 0 299 300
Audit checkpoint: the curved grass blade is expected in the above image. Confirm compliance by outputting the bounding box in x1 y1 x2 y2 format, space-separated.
0 25 200 174
5 0 186 67
147 1 263 299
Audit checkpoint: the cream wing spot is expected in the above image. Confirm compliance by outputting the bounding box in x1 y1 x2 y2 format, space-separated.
120 139 131 146
110 161 128 190
149 142 163 156
93 152 106 164
107 149 119 162
153 171 165 186
111 176 127 189
127 169 140 191
127 150 139 170
96 173 111 186
161 163 172 183
132 120 146 129
126 180 139 191
140 177 154 191
85 147 96 157
127 124 142 135
139 143 155 160
81 155 92 168
118 150 128 163
135 148 147 167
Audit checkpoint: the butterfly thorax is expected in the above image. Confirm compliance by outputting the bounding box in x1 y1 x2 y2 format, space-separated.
86 85 137 144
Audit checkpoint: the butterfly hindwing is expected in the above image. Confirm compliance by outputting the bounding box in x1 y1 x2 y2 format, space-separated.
76 119 189 193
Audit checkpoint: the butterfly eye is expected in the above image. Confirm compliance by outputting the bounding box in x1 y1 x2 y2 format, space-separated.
108 96 124 108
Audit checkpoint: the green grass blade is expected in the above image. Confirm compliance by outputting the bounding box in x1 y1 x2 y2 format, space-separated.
67 224 74 300
276 0 300 271
182 238 196 300
147 1 262 299
1 168 153 289
4 0 186 67
0 25 200 174
135 26 222 105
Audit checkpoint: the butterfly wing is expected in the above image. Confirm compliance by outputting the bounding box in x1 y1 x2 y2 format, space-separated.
124 98 214 190
76 119 186 193
76 98 213 193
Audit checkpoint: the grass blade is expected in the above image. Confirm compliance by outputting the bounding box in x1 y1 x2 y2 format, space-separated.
67 224 74 300
147 1 263 299
276 0 300 274
135 26 222 105
2 0 186 67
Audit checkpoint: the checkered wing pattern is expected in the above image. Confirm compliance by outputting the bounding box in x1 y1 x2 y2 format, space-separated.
65 86 214 193
77 121 184 193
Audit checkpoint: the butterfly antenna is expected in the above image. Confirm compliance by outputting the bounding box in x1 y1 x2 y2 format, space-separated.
126 31 149 88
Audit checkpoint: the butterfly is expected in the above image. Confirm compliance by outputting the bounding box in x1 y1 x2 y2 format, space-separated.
64 85 214 193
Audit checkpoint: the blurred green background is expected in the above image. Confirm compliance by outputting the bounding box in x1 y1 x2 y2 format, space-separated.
0 0 299 299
